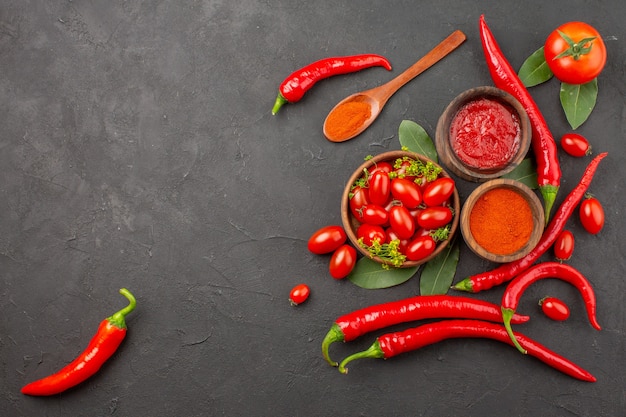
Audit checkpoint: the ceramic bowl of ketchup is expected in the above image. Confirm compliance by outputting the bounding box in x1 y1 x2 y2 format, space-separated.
435 86 531 182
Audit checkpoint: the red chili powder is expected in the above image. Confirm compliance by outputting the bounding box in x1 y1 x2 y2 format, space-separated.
325 99 371 139
469 187 533 255
450 98 521 170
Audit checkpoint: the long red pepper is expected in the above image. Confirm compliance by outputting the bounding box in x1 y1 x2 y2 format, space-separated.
21 289 137 396
454 152 607 293
479 15 561 223
337 319 596 382
501 262 601 354
321 294 530 366
272 54 392 114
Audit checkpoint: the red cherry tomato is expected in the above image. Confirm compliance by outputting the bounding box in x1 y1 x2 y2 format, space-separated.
553 229 575 261
307 225 347 254
357 204 389 226
329 244 357 279
356 223 386 246
388 205 416 240
416 206 453 229
405 235 436 262
394 160 417 182
561 133 592 157
349 185 370 218
385 228 409 252
422 177 455 207
539 296 570 321
544 22 607 84
368 171 391 206
368 161 393 174
579 196 605 234
390 178 422 209
289 284 310 306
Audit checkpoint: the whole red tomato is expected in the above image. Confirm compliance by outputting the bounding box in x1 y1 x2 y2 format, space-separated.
349 185 370 218
390 178 422 209
416 206 453 229
561 133 591 157
422 177 455 207
579 196 605 234
368 170 391 206
405 235 436 262
329 244 357 279
289 284 310 306
539 296 570 321
307 225 347 254
388 205 416 240
544 22 607 84
358 204 389 226
356 223 386 246
553 230 575 261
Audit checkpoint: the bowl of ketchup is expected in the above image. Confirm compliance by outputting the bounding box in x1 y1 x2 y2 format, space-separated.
435 86 531 182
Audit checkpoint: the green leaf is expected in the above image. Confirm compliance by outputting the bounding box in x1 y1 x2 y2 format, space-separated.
348 257 418 289
398 120 437 162
419 240 459 295
500 158 538 189
518 47 553 87
560 79 598 130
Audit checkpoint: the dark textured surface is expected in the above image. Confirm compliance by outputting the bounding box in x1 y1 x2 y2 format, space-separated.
2 1 624 416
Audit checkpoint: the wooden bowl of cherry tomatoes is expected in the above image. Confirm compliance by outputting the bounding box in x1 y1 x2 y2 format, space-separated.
341 150 460 268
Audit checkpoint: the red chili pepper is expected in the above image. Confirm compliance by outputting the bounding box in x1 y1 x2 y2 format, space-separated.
321 294 530 366
272 54 392 114
501 262 601 354
479 15 561 224
337 319 596 382
21 289 137 396
454 152 607 293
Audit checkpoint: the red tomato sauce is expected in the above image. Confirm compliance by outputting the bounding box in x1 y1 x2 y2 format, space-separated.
449 98 521 170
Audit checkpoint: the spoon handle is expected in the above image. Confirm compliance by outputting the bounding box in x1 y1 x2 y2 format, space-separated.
374 30 467 102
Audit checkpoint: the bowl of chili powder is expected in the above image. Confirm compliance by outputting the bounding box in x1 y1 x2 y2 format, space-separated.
341 150 460 268
435 86 531 182
460 178 544 263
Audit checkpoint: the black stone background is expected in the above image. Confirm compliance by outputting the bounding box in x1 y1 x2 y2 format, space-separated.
1 1 624 416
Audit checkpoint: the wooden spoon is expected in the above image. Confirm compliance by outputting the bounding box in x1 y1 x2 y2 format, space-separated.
323 30 466 142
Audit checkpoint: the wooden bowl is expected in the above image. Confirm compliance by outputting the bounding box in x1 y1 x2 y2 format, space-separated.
460 178 544 263
435 86 531 182
341 150 460 268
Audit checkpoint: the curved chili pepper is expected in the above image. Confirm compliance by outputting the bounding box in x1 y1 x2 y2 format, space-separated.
321 294 530 366
272 54 392 115
454 152 607 293
479 15 561 224
337 319 596 382
21 288 137 396
501 262 601 354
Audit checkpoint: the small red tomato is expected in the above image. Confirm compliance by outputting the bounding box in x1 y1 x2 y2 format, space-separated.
579 196 605 234
385 228 409 252
349 185 370 218
390 178 422 209
394 160 417 182
416 206 453 229
539 296 570 321
307 225 347 254
368 161 393 174
561 133 592 157
357 204 389 226
405 235 436 262
553 230 575 261
329 244 357 279
388 205 416 240
356 223 386 246
422 177 455 207
289 284 310 306
368 171 391 206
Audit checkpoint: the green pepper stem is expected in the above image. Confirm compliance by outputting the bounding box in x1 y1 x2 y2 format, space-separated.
452 277 473 292
321 324 344 367
338 340 385 374
540 184 559 226
271 93 288 115
107 288 137 330
502 307 527 354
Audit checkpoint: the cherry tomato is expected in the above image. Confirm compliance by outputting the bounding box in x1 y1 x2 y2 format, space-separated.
357 204 389 226
553 229 575 261
368 170 391 206
356 223 386 246
544 22 607 85
329 244 357 279
561 133 592 157
579 196 605 234
385 228 409 253
394 160 417 182
422 177 455 207
416 206 453 230
388 205 416 240
539 296 570 321
349 185 370 218
368 161 393 174
390 178 422 209
289 284 310 306
405 235 436 262
307 225 347 254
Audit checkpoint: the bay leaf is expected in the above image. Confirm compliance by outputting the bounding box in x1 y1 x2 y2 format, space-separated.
398 120 438 162
518 46 553 87
560 79 598 130
419 240 460 295
500 158 538 189
348 257 418 289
